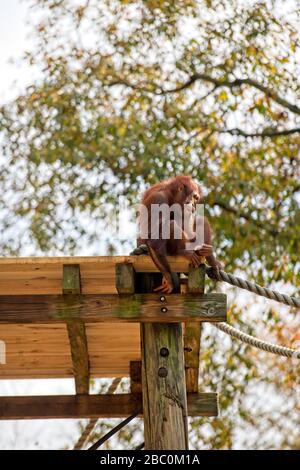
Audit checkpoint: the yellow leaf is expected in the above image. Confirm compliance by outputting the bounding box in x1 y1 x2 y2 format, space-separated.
218 91 228 101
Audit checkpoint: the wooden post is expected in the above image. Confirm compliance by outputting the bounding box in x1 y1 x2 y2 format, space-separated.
140 271 189 449
141 322 189 449
130 360 142 396
115 262 136 294
62 264 90 395
184 264 206 393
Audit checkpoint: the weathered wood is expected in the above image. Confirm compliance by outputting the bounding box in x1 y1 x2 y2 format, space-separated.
115 263 136 294
130 360 142 395
187 392 218 417
184 265 205 393
62 265 90 395
187 264 206 294
0 393 218 420
141 322 189 450
184 322 202 394
0 322 141 379
66 321 90 394
0 293 227 323
0 255 207 295
62 264 81 294
0 255 196 271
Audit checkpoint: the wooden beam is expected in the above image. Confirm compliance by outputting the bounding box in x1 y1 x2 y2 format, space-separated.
187 264 206 294
184 265 205 393
66 320 90 395
62 265 90 395
0 393 218 420
141 322 189 449
187 392 218 417
0 255 203 274
184 322 202 394
62 264 81 294
115 263 136 294
130 360 142 396
0 293 227 323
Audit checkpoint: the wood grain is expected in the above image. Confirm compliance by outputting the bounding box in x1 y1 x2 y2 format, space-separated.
63 264 90 395
0 322 140 379
0 393 218 420
0 256 199 295
141 322 189 449
184 265 205 393
0 293 226 323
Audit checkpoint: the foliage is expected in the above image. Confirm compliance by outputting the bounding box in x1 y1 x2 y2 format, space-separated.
0 0 299 449
0 0 299 283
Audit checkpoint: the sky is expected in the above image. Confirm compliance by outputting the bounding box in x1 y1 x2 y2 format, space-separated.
0 0 31 104
0 1 83 449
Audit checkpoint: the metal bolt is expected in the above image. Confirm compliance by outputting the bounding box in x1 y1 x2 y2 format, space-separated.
208 307 215 315
161 307 168 313
160 347 169 357
158 367 168 378
160 296 166 302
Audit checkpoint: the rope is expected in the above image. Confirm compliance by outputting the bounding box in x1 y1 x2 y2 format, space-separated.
131 245 300 357
132 245 300 309
206 267 300 309
213 322 300 359
73 377 121 450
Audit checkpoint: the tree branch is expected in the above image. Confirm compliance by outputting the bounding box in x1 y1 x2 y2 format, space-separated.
217 127 300 138
186 125 300 140
213 200 279 237
165 73 300 116
105 75 300 136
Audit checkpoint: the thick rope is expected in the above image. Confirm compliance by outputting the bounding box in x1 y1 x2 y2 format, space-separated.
131 245 300 357
132 246 300 309
213 322 300 359
73 377 121 450
206 267 300 309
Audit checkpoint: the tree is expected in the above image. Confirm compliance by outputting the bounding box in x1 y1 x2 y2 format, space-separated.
0 0 299 449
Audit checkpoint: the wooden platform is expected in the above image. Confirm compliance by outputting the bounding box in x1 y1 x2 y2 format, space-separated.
0 256 226 381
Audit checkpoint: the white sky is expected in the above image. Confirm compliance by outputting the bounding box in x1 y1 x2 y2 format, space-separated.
0 1 83 449
0 0 32 104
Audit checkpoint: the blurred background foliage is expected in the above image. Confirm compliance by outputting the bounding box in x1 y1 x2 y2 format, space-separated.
0 0 299 449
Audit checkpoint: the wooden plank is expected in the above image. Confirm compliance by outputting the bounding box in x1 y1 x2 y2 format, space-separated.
0 255 191 272
184 323 201 393
66 321 90 394
187 264 206 294
130 360 142 395
115 263 136 294
62 265 90 395
0 323 73 378
0 293 227 323
141 322 189 449
0 322 140 379
86 323 140 378
184 265 206 393
0 393 218 420
187 392 218 417
0 256 200 295
62 264 81 294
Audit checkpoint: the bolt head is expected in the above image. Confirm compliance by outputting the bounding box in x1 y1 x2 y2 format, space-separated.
158 367 168 378
160 347 169 357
